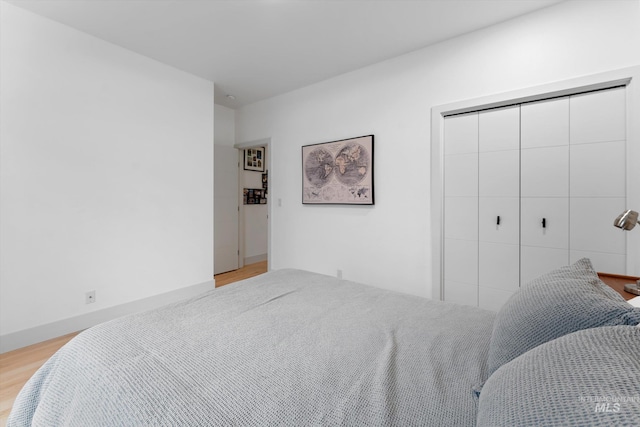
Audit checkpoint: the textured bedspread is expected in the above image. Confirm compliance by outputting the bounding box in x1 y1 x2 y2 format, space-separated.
8 269 495 426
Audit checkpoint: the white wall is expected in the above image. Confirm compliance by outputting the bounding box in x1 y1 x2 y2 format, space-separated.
0 2 214 350
215 104 236 147
236 0 640 298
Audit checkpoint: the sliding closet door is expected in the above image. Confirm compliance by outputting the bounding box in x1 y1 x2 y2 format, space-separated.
478 106 520 311
569 87 627 272
443 113 478 306
520 97 570 285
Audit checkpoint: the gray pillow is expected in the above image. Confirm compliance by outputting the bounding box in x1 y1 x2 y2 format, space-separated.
486 258 640 378
478 325 640 426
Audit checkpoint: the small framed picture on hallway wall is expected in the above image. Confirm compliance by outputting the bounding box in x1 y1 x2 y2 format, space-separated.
244 147 265 172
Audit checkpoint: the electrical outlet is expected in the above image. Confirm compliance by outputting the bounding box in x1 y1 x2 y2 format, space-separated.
85 290 96 304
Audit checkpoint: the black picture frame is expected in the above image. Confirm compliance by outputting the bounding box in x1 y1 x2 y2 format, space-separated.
244 147 265 172
243 188 267 205
302 135 374 205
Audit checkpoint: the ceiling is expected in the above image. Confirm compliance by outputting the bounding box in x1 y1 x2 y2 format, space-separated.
6 0 565 108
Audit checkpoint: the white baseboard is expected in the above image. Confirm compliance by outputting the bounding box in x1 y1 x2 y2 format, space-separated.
0 279 215 353
244 253 267 265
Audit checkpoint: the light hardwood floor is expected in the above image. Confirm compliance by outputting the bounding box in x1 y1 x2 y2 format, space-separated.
214 260 268 287
0 261 268 426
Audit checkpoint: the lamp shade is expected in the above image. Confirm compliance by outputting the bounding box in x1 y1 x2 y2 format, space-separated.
613 209 639 231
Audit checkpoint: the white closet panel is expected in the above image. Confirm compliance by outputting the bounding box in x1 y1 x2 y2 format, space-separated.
443 113 479 306
570 141 626 197
520 96 570 288
570 250 625 274
479 151 520 197
479 106 520 151
478 106 520 306
479 242 520 292
521 246 569 285
444 239 478 284
520 198 569 249
520 98 569 199
444 113 478 155
445 154 478 197
521 146 569 197
444 197 478 241
521 98 569 149
444 239 478 306
479 198 519 244
570 198 626 256
569 86 626 274
570 87 625 144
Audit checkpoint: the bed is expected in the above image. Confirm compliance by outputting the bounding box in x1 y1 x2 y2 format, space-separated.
7 259 640 426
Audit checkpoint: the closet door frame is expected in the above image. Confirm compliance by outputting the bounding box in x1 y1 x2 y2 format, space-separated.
431 66 640 301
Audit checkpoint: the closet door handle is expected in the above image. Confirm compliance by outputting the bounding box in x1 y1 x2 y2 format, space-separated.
542 218 546 228
496 216 500 225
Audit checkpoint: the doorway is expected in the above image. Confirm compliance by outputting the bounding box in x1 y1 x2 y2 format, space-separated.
214 139 270 277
